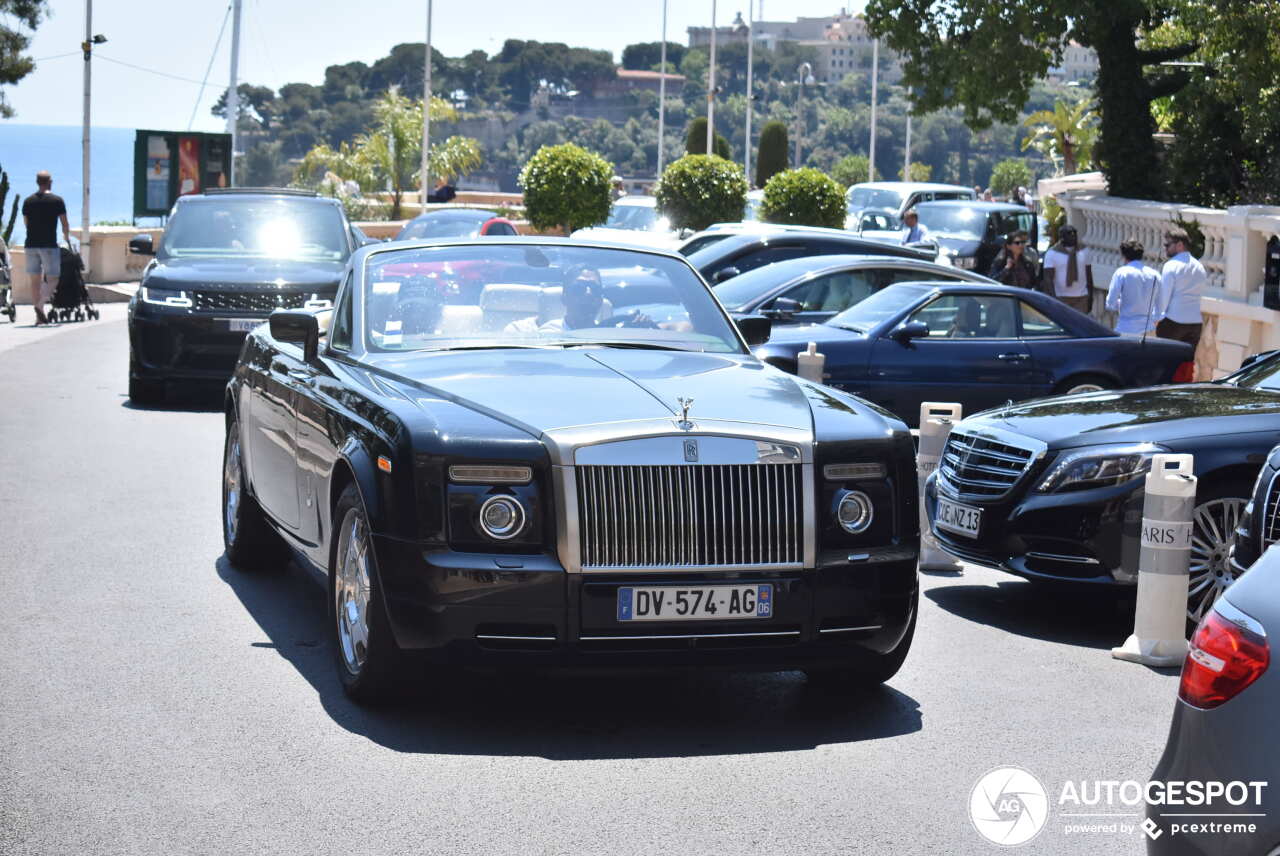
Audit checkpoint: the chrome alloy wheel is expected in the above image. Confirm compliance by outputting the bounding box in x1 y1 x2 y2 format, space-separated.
223 427 242 545
1187 498 1248 624
334 507 372 676
1066 382 1105 395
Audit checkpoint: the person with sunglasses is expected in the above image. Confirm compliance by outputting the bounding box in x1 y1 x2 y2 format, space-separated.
1154 227 1206 349
988 229 1037 287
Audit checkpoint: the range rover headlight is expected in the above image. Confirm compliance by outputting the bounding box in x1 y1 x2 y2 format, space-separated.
1035 443 1164 493
141 286 193 308
478 495 525 540
835 490 874 534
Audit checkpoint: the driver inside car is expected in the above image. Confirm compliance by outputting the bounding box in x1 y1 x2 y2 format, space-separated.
505 265 605 333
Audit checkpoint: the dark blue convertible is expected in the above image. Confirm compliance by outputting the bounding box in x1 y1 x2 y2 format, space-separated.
754 281 1195 427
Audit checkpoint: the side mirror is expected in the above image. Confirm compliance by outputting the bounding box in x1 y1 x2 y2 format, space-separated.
766 296 801 320
712 267 741 284
128 234 154 256
892 320 929 344
737 314 772 346
270 309 320 363
1240 350 1277 370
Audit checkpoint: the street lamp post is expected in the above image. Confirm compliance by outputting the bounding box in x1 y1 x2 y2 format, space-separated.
421 0 433 207
227 0 241 186
706 0 717 154
657 0 667 178
794 62 814 168
80 2 106 271
869 38 879 181
742 5 754 183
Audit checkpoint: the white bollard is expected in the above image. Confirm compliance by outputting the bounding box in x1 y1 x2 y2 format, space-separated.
797 342 825 383
918 402 964 572
1112 454 1197 666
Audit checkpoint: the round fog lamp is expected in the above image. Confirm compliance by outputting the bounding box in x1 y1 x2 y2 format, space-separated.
836 490 874 534
479 495 525 540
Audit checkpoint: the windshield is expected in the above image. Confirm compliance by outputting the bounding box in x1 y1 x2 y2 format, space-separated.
604 203 664 232
847 187 904 213
827 283 932 331
362 244 745 354
161 198 349 261
398 214 488 240
1224 352 1280 391
916 205 987 239
713 265 796 310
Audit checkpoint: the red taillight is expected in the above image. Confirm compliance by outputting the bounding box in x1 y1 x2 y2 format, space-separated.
1172 361 1195 383
1178 607 1270 709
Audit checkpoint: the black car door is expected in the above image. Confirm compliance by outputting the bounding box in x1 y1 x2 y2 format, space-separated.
865 293 1034 419
248 343 302 530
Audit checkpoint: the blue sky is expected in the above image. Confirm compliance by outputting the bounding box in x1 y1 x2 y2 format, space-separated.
4 0 857 130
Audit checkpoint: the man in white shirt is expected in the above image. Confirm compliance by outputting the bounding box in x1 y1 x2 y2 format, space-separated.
1105 238 1161 335
900 209 929 245
1041 224 1094 314
1155 227 1207 348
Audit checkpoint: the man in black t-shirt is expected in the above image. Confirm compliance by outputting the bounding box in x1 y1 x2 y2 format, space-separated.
22 170 69 325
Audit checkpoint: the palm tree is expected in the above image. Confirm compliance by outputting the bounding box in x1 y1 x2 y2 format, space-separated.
1021 99 1098 177
297 87 482 219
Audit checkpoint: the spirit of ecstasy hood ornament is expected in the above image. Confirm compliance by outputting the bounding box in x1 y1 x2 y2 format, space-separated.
677 397 694 430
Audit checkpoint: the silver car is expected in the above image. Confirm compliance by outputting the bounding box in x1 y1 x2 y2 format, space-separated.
1148 547 1279 854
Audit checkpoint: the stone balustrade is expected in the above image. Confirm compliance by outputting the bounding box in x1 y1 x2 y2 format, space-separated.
1057 192 1280 380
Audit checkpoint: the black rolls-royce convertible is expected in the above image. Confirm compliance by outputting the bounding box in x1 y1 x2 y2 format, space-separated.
221 239 919 703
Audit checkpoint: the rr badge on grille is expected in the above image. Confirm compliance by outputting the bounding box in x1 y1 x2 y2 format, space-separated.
683 439 698 462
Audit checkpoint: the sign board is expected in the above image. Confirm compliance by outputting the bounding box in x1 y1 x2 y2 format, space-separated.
133 130 232 217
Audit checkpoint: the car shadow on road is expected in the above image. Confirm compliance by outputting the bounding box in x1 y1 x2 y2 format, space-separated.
119 386 224 413
926 578 1156 652
216 555 924 759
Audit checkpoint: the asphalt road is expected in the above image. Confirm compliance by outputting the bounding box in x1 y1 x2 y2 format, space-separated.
1 309 1181 855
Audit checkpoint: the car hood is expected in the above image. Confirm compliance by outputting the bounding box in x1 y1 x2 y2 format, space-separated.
146 256 346 290
754 323 867 353
969 383 1280 448
367 349 824 440
931 235 982 256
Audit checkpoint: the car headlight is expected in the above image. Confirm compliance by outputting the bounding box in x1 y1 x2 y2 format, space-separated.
953 256 977 270
478 495 526 540
1035 443 1165 493
834 489 874 534
141 286 193 308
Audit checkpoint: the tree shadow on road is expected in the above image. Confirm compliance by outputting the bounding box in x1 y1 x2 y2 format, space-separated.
925 578 1149 651
216 555 924 759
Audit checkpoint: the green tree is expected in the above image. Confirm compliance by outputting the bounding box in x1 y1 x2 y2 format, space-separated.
760 168 846 228
898 162 933 181
1021 98 1098 176
831 154 881 188
622 41 686 72
519 143 613 234
864 0 1204 199
296 88 481 219
655 154 748 231
989 158 1035 197
0 160 19 242
756 120 789 188
0 0 48 117
685 117 731 159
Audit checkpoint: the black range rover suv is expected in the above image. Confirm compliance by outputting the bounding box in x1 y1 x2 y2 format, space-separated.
127 188 369 403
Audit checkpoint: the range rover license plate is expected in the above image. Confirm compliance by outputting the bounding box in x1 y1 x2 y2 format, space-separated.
617 584 773 622
935 497 982 538
226 318 264 333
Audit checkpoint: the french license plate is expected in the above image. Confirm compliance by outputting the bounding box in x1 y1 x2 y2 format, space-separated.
935 497 981 538
226 318 264 333
617 584 773 622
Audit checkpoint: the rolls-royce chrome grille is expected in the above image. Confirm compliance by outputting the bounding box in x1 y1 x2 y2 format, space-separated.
576 463 803 570
938 430 1037 502
1263 471 1280 548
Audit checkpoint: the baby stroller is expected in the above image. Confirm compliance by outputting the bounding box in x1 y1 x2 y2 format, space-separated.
0 236 14 322
46 239 99 323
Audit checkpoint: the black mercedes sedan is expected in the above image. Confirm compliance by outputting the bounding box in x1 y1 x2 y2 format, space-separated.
923 350 1280 622
127 188 371 404
685 227 935 284
754 282 1194 427
222 238 920 703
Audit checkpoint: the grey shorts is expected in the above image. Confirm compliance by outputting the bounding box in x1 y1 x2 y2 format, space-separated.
25 247 61 278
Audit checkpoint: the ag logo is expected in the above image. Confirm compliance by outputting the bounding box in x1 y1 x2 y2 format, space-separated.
969 766 1049 847
683 439 698 462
